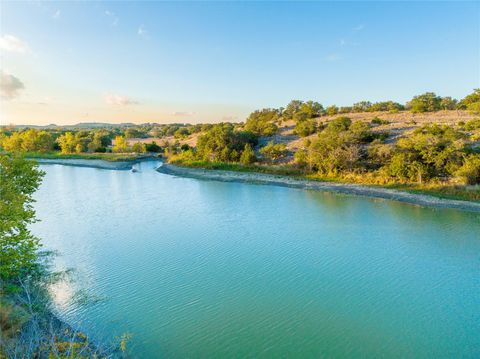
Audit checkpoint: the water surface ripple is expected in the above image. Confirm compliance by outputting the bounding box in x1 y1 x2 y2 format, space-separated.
32 161 480 358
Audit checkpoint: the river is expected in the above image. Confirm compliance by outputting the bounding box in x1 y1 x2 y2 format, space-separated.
32 160 480 358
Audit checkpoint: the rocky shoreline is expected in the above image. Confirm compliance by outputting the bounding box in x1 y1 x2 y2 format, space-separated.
157 163 480 213
32 158 138 170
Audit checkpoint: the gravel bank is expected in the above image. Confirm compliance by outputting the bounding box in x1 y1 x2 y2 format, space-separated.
32 158 135 170
158 164 480 212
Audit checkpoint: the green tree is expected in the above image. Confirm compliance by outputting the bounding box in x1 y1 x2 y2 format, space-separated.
440 97 458 110
0 155 44 283
458 89 480 110
196 124 257 162
352 101 372 112
455 154 480 185
132 142 146 153
384 124 466 182
259 141 287 163
299 101 324 118
283 100 304 120
295 118 317 137
326 105 339 116
240 143 256 165
369 101 404 113
244 109 279 136
325 116 352 132
145 141 162 152
174 127 190 139
408 92 442 113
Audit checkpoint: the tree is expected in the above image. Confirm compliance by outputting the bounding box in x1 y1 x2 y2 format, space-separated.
283 100 304 120
352 101 372 112
407 92 442 113
145 141 162 153
132 142 146 153
1 132 24 152
384 124 466 182
299 101 324 118
458 89 480 110
295 118 317 137
304 128 361 175
21 129 39 152
0 155 44 283
240 143 256 165
326 105 338 116
124 128 143 139
244 109 279 136
174 127 190 139
284 100 323 120
325 116 352 133
369 101 404 113
440 97 457 110
196 124 257 162
57 132 77 154
35 131 54 152
87 135 103 153
259 141 287 163
455 154 480 185
113 136 129 153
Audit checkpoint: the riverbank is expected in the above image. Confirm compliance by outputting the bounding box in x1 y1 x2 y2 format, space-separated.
30 154 160 170
33 157 136 170
158 163 480 212
25 151 147 162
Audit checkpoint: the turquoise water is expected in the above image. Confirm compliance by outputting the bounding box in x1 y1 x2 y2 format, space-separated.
32 161 480 358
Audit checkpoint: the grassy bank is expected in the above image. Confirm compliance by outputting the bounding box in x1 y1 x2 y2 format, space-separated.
168 159 480 202
24 151 150 162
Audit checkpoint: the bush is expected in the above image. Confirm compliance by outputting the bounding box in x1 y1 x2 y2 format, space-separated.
294 119 317 137
408 92 442 113
145 141 162 152
259 141 287 163
132 142 146 153
455 155 480 185
463 118 480 131
244 109 280 136
240 143 256 165
371 117 390 125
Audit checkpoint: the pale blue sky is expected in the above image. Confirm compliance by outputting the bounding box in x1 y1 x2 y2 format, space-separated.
1 1 479 125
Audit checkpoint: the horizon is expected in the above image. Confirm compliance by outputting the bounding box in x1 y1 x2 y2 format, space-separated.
1 1 479 126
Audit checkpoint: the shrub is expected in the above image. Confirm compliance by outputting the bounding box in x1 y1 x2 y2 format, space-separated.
455 155 480 185
240 143 256 165
371 117 390 125
259 141 287 163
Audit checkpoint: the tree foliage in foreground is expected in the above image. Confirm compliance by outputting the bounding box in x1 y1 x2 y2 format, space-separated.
0 155 44 283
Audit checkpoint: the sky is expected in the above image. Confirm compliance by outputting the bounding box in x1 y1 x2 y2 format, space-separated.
0 1 479 126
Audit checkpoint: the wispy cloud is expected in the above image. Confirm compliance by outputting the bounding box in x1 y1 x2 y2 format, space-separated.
138 25 148 37
353 24 365 32
171 111 195 117
104 93 138 106
0 35 29 53
105 10 119 26
52 10 61 19
0 71 25 99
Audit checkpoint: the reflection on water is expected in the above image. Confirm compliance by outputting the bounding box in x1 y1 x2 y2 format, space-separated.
32 162 480 358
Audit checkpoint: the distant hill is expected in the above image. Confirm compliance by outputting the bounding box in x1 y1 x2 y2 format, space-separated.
8 122 140 129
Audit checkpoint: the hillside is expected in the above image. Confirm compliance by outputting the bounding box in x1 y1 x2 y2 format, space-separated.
126 110 477 161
